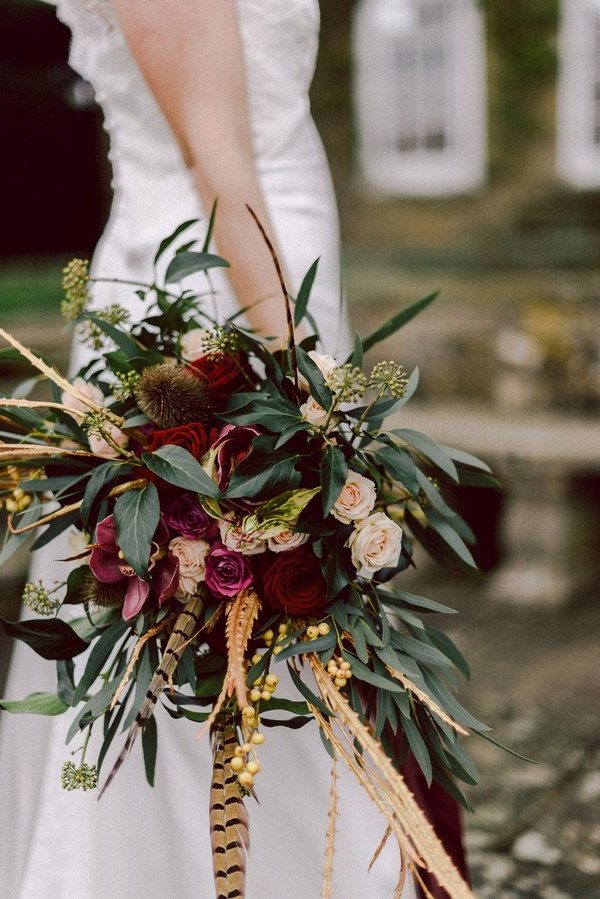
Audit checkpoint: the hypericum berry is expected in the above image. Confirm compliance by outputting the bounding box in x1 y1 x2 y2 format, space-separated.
260 691 271 701
238 771 254 788
265 674 278 687
334 677 347 688
241 743 252 754
278 623 288 635
306 625 319 640
234 745 246 757
250 732 265 745
250 689 262 703
251 653 262 665
246 760 260 776
230 756 244 772
317 622 330 636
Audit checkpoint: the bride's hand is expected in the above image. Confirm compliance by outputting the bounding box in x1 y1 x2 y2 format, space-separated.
110 0 298 342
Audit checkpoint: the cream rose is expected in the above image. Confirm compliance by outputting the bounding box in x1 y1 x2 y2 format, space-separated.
300 397 329 428
219 518 267 556
180 328 209 361
347 512 403 577
331 470 377 524
61 377 104 415
267 529 309 553
88 423 128 459
169 536 210 594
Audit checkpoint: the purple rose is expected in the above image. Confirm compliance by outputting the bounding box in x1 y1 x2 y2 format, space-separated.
205 543 253 598
213 424 261 489
164 492 216 539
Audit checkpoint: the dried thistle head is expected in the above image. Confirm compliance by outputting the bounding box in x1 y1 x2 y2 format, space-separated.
134 363 212 428
80 569 125 610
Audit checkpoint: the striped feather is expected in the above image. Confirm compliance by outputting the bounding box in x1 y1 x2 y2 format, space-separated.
98 594 203 798
210 713 249 899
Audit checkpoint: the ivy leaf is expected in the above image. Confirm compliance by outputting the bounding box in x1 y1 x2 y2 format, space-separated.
142 445 221 498
114 483 160 579
320 444 348 516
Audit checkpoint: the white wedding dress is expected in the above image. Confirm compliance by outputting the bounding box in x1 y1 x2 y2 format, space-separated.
0 2 417 897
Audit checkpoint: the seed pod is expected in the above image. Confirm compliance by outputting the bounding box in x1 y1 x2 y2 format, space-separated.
135 363 212 428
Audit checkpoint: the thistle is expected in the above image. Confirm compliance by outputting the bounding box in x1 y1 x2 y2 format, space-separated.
80 569 126 610
134 363 213 428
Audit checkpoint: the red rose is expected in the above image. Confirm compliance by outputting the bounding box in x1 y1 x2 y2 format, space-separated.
262 545 327 617
148 422 219 461
188 353 254 401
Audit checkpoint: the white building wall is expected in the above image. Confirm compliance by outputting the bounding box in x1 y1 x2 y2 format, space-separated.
353 0 488 197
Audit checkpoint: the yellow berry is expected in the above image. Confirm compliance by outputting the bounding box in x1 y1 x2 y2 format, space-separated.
265 674 279 687
242 705 255 719
251 654 261 665
273 646 282 655
238 771 254 788
250 689 262 702
278 623 288 634
306 625 319 640
264 629 274 642
334 677 346 688
339 661 351 671
317 622 330 636
250 732 265 745
260 690 271 701
343 670 352 679
246 760 260 775
13 488 24 501
234 745 245 757
242 743 252 753
230 756 244 772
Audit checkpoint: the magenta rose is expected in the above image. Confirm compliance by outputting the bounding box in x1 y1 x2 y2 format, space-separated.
164 492 217 540
205 543 253 598
212 424 261 489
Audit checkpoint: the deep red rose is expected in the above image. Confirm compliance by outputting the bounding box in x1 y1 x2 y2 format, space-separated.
148 422 219 461
262 545 326 617
188 353 254 400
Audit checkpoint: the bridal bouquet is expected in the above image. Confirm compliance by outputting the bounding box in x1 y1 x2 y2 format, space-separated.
0 214 496 898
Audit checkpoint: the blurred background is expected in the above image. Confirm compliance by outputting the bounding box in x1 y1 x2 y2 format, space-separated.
1 0 599 895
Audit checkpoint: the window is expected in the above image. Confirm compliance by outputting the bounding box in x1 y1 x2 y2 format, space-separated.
353 0 487 196
557 0 600 188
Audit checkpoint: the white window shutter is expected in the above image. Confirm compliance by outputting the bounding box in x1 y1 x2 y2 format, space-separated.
557 0 600 188
353 0 488 196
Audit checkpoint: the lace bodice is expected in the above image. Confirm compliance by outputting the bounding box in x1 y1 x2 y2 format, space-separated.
52 0 323 251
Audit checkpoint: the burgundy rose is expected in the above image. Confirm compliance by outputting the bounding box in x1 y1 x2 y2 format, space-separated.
89 515 178 620
262 545 326 616
205 543 253 598
148 422 219 462
188 353 254 401
212 423 261 489
164 492 217 539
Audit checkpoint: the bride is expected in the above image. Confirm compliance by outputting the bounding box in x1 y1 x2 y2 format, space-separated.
0 2 425 896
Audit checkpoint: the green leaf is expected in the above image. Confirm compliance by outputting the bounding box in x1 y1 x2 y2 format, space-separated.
375 443 419 494
0 498 40 565
274 631 336 662
346 656 407 694
402 718 433 785
425 627 470 678
392 429 458 482
63 565 92 605
226 452 301 499
71 620 130 706
260 698 310 715
154 218 198 265
294 258 319 326
56 659 76 705
164 251 230 283
80 462 121 529
0 692 68 715
426 512 477 569
377 587 457 615
362 291 438 353
114 483 160 580
202 200 218 252
0 617 89 660
256 487 321 524
260 715 312 729
296 345 332 410
443 445 492 474
142 445 221 498
285 661 332 717
320 444 348 516
392 633 454 668
85 314 146 359
415 469 457 520
142 715 158 787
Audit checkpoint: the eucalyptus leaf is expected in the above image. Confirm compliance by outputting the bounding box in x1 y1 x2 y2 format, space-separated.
362 291 438 353
164 251 229 283
154 218 198 265
0 617 89 661
320 444 347 516
294 258 319 327
0 692 68 716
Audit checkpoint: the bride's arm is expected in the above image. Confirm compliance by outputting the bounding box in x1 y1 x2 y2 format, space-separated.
110 0 292 340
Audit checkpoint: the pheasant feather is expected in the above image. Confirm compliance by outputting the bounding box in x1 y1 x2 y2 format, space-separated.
210 713 249 899
98 594 203 798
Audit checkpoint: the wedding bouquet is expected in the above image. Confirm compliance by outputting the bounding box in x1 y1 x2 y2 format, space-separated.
0 213 497 898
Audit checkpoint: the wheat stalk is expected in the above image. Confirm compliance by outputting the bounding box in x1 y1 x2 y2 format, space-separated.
321 758 338 899
0 398 86 418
